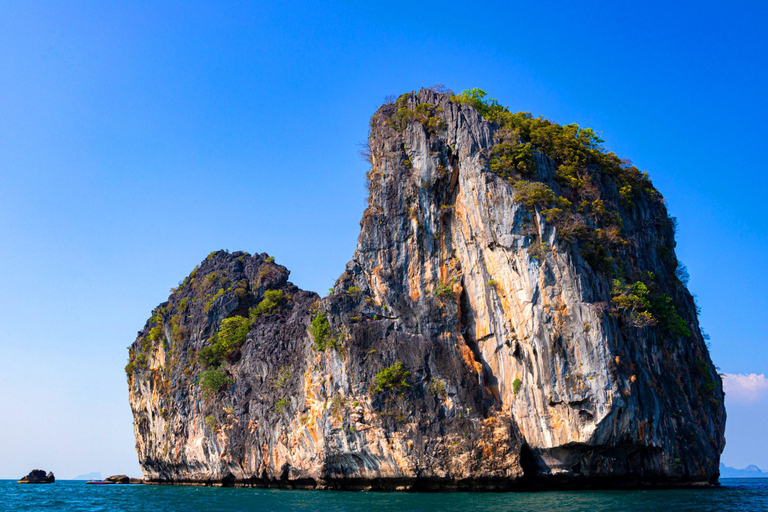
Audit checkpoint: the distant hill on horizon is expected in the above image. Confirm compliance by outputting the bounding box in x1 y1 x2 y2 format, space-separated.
720 463 765 478
72 471 101 480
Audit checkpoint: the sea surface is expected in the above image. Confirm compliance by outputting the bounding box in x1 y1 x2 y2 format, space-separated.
2 479 766 512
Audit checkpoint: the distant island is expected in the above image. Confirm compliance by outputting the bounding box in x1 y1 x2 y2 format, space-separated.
73 472 101 480
720 463 766 478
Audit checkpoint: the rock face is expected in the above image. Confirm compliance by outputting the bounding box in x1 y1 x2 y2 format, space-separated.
105 474 131 484
18 470 55 483
127 89 725 489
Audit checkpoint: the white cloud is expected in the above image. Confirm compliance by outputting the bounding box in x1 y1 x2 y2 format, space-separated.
723 373 768 404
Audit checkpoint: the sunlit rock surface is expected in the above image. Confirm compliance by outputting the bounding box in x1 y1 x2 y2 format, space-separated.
127 89 724 489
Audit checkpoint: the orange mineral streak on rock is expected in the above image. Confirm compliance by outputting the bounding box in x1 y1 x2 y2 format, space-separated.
261 443 270 471
370 265 390 304
458 338 483 377
408 276 421 302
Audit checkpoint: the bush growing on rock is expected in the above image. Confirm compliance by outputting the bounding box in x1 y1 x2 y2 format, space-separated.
513 180 568 211
649 293 691 338
451 88 501 117
426 378 447 396
611 279 690 336
310 312 339 351
611 279 656 328
148 324 163 341
204 288 225 312
250 289 284 319
490 141 536 178
200 367 232 398
199 315 252 367
125 351 148 378
274 398 289 414
269 366 292 389
372 362 411 394
433 281 453 301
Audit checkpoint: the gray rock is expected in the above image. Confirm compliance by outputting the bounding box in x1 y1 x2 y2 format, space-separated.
18 470 55 484
127 89 724 489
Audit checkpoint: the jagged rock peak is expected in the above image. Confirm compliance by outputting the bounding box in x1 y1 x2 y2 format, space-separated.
127 88 725 489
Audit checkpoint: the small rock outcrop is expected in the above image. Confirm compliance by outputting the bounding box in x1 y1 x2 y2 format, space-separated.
18 470 55 484
105 474 130 484
127 88 725 489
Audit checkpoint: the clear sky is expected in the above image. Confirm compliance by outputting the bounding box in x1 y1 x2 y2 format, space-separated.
0 1 766 478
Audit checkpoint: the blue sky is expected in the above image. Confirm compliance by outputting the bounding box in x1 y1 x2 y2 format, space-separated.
0 1 766 478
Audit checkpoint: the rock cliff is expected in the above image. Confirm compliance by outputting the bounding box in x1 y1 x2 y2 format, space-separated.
127 88 725 489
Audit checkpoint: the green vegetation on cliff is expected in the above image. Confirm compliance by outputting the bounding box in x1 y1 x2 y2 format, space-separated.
249 289 284 318
199 315 252 367
125 308 165 378
611 277 691 338
196 315 253 397
310 311 340 351
452 88 655 199
372 362 411 394
387 95 446 134
200 367 233 398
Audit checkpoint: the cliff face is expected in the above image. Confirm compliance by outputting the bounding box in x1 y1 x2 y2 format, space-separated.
127 89 725 489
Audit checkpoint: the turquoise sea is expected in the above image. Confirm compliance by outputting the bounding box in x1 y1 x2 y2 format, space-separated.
2 479 767 511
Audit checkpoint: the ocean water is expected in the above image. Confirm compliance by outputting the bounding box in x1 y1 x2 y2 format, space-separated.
2 479 766 512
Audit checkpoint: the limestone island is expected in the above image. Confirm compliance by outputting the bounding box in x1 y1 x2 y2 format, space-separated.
126 88 725 490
